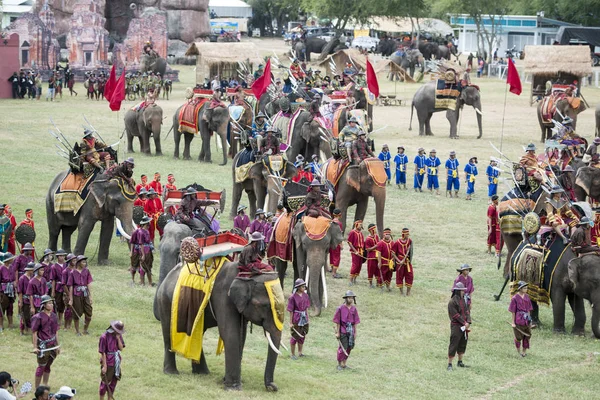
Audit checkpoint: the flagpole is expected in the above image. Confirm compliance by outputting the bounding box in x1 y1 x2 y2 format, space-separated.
499 82 508 153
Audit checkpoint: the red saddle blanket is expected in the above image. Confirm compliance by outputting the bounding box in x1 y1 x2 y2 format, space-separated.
178 98 208 135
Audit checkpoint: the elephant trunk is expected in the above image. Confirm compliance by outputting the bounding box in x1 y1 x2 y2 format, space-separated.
306 247 327 315
374 187 387 237
264 329 281 391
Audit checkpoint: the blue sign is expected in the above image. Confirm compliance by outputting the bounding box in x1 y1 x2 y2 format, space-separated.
210 21 239 33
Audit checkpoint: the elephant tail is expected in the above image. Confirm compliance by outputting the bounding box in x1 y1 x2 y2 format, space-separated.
497 252 502 270
409 103 414 131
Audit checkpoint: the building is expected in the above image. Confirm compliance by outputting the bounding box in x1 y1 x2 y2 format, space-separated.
1 0 34 28
208 0 252 19
450 14 575 55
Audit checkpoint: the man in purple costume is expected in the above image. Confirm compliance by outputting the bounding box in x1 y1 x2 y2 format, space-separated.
288 279 310 360
333 290 360 370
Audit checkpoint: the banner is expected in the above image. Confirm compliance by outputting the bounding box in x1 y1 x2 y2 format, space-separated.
210 21 239 33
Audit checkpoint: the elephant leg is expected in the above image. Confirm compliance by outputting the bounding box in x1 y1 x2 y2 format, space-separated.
354 199 369 225
48 222 60 251
335 196 350 234
173 129 181 159
247 188 257 218
97 218 114 265
139 135 147 154
274 259 287 289
551 290 567 333
154 133 163 156
230 182 244 219
446 110 457 138
74 218 97 257
416 110 427 136
218 313 243 389
191 348 210 374
200 124 212 163
161 308 179 374
425 114 434 136
61 226 77 253
567 293 586 336
183 133 193 161
308 265 322 316
219 130 229 166
127 133 135 153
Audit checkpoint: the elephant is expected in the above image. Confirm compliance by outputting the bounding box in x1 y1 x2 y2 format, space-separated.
294 37 327 62
318 37 348 61
230 152 297 219
438 44 459 61
595 103 600 137
390 49 424 78
46 170 135 264
124 104 163 155
172 104 230 165
575 166 600 201
285 110 333 162
140 55 167 77
323 159 386 235
334 88 374 133
228 102 254 159
537 96 587 142
154 223 283 391
409 81 483 139
567 255 600 338
418 42 440 60
377 38 397 57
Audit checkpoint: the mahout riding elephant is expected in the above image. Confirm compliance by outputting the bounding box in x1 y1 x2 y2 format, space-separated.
154 223 283 391
323 159 386 235
230 152 297 219
140 55 167 77
124 103 163 155
390 49 424 78
537 96 587 142
285 110 333 162
294 37 327 62
409 81 483 139
334 88 374 133
46 170 135 264
567 254 600 338
172 104 230 165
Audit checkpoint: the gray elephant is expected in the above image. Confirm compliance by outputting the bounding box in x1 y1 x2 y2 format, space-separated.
294 37 327 62
285 110 333 162
46 170 135 264
438 44 459 61
230 152 297 219
377 38 397 57
140 55 167 77
124 104 163 155
333 88 374 133
537 96 586 142
390 49 424 78
575 166 600 201
172 103 230 165
567 255 600 338
154 223 283 391
409 82 483 139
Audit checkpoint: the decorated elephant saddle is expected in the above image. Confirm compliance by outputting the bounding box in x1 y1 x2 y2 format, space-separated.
178 98 208 135
53 170 99 215
434 79 462 111
283 180 329 212
262 155 286 175
301 216 332 240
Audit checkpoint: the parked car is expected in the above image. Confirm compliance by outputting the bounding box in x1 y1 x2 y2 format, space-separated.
318 32 336 42
351 36 380 52
305 27 330 38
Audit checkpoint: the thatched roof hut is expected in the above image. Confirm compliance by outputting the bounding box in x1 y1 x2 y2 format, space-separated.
185 42 264 84
317 48 367 77
523 45 592 77
523 45 592 104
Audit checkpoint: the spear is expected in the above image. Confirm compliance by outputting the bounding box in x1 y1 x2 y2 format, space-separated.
82 114 108 144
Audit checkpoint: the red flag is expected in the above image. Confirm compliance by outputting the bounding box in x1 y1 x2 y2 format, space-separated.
506 58 522 96
109 68 126 111
104 64 116 102
251 58 271 99
366 57 379 98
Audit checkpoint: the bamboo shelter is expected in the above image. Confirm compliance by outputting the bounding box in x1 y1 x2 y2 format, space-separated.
317 48 367 77
185 42 263 85
523 45 592 105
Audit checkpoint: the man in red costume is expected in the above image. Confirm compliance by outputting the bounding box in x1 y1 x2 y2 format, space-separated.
376 228 395 291
4 205 17 254
393 228 414 295
144 189 163 242
487 195 502 256
79 129 111 171
364 224 380 288
135 174 149 194
329 209 343 279
347 220 365 286
148 172 163 196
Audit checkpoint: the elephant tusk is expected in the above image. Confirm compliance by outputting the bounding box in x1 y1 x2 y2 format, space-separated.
280 342 289 352
265 331 282 355
305 267 309 290
115 218 132 240
474 108 483 116
321 266 328 309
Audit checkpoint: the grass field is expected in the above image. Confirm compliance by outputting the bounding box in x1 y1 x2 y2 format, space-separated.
1 46 600 399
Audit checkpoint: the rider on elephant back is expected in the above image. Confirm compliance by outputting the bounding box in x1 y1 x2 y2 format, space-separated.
519 143 547 189
135 87 155 111
544 186 579 245
304 179 327 218
258 127 280 156
290 59 305 81
351 131 374 165
174 188 214 235
79 129 112 171
203 90 227 122
251 112 270 137
105 157 135 188
143 41 159 60
308 95 322 118
237 232 273 276
233 85 246 106
339 117 361 159
571 217 600 256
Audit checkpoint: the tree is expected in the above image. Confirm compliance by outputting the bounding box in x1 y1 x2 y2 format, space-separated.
248 0 301 36
300 0 374 31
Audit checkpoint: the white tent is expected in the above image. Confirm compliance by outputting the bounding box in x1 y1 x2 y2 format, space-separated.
209 0 252 19
339 17 453 36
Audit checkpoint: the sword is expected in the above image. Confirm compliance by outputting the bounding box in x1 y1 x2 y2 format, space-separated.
32 344 61 357
292 327 304 338
337 337 349 357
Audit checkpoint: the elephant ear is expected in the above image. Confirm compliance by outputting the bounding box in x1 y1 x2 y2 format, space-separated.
90 179 109 208
576 168 594 195
346 166 361 192
228 278 252 314
301 122 312 143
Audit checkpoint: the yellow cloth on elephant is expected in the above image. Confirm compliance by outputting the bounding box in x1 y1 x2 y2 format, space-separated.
235 162 254 183
264 278 285 331
170 257 226 361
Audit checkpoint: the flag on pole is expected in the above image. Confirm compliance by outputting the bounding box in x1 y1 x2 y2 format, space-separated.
506 58 522 96
366 57 379 98
109 67 126 111
104 64 116 102
251 58 271 99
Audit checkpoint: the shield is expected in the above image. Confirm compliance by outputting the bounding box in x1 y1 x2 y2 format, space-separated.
133 206 145 225
157 213 169 231
522 212 541 235
15 224 36 246
513 165 527 187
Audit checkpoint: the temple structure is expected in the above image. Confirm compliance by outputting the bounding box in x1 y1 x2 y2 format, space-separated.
65 0 109 67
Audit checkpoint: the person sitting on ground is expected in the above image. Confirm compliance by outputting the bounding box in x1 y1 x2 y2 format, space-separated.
351 131 374 165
